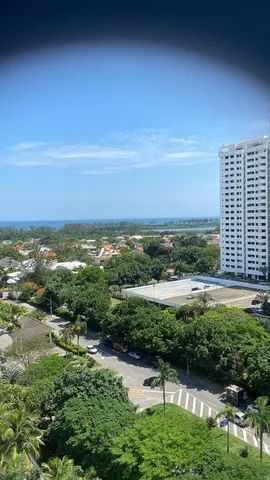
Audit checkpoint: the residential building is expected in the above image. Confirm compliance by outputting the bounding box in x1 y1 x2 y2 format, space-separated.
219 136 270 279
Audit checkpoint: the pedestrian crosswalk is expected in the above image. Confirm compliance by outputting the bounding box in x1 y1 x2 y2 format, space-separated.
128 385 270 454
128 388 145 397
168 388 270 454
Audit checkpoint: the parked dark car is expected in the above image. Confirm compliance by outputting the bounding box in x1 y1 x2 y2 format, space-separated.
101 335 113 347
146 355 160 368
143 376 158 387
251 299 261 305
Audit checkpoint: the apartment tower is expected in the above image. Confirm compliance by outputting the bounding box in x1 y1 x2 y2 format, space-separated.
219 136 270 279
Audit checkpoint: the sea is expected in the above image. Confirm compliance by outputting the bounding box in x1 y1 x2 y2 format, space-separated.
0 217 219 230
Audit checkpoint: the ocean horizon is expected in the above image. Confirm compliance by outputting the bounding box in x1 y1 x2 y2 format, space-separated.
0 217 219 229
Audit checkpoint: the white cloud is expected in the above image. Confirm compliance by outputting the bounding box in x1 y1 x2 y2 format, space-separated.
46 145 139 160
9 141 48 151
3 130 216 173
164 151 206 159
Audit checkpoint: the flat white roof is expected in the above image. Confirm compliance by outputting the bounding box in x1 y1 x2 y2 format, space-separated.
124 278 222 302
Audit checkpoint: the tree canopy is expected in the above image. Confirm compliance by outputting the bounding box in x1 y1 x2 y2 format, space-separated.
44 368 129 416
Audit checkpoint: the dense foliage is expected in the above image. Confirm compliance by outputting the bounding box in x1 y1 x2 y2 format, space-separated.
46 397 135 472
19 354 72 386
1 345 269 479
108 404 270 480
44 368 129 416
102 297 270 396
104 252 164 286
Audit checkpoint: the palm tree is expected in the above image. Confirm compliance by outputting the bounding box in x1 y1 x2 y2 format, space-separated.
195 292 214 310
206 416 218 429
245 396 270 459
72 315 87 355
151 359 178 414
42 456 83 479
60 325 75 357
216 404 236 453
254 292 270 314
0 408 43 465
0 362 23 384
260 265 269 281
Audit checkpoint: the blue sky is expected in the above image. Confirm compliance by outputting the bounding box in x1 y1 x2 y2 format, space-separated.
0 42 268 220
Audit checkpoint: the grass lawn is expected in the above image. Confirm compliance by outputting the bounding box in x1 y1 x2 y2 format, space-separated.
161 403 270 465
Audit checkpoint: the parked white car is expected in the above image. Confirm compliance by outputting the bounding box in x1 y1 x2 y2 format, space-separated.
87 345 97 354
128 352 141 360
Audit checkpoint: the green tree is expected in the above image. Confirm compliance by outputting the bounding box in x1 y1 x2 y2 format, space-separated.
102 297 182 355
244 396 270 459
195 292 214 309
60 284 110 330
0 408 43 465
8 335 51 368
0 454 31 480
108 404 218 480
255 292 270 315
104 251 163 286
60 325 75 357
46 397 135 472
19 354 71 386
44 269 73 308
246 345 270 395
216 404 236 453
42 456 84 479
151 359 178 414
72 315 87 355
0 383 27 409
44 368 129 416
0 302 26 330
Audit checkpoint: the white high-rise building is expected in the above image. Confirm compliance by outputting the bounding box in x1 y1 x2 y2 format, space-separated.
219 136 270 279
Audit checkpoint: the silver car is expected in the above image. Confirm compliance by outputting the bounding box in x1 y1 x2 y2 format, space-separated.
234 410 248 428
246 403 258 414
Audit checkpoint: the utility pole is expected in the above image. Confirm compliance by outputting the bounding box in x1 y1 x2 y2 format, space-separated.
49 294 53 316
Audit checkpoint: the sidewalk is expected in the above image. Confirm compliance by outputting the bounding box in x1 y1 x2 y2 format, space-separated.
0 333 12 350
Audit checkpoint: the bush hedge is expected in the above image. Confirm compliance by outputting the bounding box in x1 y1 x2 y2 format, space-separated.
51 332 87 356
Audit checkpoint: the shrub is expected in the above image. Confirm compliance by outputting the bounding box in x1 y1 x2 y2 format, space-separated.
19 354 71 386
239 446 250 458
54 305 73 320
51 332 86 356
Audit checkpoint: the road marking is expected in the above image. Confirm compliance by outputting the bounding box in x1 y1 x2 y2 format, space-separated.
141 390 175 394
233 424 237 437
192 397 196 414
185 392 189 410
243 429 247 442
199 401 204 417
178 389 182 406
128 388 145 397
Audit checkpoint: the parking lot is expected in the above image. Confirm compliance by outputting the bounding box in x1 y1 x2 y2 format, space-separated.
124 277 258 308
